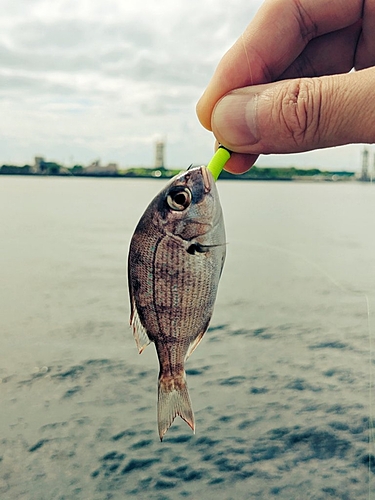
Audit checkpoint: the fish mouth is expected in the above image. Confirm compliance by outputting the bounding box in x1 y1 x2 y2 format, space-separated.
201 166 213 193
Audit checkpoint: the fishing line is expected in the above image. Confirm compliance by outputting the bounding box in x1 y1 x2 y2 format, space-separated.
241 32 254 85
365 292 375 499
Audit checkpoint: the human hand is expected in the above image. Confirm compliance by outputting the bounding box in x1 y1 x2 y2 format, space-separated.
196 0 375 174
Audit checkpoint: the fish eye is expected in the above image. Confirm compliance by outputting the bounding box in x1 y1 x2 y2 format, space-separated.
166 187 192 211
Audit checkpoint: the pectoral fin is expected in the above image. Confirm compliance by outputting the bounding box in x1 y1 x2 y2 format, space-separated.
187 242 226 255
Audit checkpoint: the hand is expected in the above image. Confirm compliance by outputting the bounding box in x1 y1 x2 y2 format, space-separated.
196 0 375 174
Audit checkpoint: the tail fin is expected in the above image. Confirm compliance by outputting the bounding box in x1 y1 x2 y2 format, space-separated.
157 372 195 441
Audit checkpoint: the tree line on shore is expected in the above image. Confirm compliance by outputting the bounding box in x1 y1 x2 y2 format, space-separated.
0 162 355 181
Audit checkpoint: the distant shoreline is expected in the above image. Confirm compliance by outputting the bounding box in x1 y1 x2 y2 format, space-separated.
0 164 359 182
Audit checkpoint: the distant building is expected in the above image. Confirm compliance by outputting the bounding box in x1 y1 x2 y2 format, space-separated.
84 160 118 175
33 156 45 174
31 156 61 175
155 140 165 169
360 148 370 181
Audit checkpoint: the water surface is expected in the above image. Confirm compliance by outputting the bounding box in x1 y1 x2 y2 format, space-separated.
0 176 374 499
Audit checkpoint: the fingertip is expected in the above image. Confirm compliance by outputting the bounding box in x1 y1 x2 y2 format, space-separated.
224 152 258 174
213 140 257 174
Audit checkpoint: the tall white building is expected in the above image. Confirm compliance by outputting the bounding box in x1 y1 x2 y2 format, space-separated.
361 148 369 181
155 140 165 169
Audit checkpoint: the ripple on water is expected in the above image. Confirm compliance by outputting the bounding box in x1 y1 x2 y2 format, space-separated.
219 376 246 386
86 412 372 500
130 439 153 450
186 365 211 376
122 458 158 474
11 351 370 500
285 427 351 460
91 451 127 479
285 378 322 392
62 385 83 398
250 386 269 394
28 439 49 453
112 430 136 441
309 341 350 350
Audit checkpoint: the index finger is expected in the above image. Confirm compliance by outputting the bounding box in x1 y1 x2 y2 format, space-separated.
197 0 363 130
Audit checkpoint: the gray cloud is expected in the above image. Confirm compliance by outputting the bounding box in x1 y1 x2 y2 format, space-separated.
2 16 214 93
0 42 100 74
12 20 90 50
139 88 197 117
0 73 76 96
11 19 156 52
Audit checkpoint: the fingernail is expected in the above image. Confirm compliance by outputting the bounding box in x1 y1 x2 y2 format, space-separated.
212 91 259 148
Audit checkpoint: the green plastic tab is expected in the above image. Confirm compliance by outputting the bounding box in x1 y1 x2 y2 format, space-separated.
206 146 231 181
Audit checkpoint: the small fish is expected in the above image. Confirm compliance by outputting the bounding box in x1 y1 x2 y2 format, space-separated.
128 166 226 440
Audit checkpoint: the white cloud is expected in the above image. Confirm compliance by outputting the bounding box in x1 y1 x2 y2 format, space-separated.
0 0 367 171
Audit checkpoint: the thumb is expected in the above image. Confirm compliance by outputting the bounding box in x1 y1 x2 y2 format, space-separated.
211 67 375 156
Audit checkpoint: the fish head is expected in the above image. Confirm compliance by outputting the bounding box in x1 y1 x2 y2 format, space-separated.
155 166 224 242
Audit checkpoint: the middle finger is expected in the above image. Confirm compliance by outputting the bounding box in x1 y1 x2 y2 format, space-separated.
280 21 362 79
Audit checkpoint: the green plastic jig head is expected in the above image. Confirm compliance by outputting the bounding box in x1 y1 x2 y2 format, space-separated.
206 145 231 181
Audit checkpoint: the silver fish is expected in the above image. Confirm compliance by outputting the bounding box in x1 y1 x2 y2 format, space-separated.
127 166 226 440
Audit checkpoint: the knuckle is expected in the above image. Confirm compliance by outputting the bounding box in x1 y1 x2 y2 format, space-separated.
294 0 318 42
274 78 322 149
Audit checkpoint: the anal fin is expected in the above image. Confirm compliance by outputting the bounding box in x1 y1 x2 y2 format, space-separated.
185 329 206 360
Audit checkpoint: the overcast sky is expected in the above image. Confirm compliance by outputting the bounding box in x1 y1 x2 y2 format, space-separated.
0 0 371 171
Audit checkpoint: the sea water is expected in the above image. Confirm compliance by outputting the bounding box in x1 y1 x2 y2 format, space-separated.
0 176 374 499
